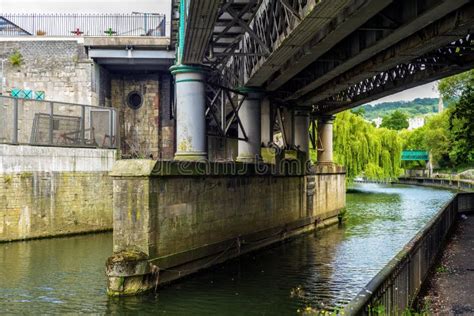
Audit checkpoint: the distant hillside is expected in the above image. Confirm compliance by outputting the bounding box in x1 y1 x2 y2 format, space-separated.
354 98 441 120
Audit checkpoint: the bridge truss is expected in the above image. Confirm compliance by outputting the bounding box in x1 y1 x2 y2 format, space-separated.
172 0 474 130
314 33 474 115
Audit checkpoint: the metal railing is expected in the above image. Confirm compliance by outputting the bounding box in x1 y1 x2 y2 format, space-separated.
398 177 474 192
344 192 474 315
0 13 166 37
0 96 118 149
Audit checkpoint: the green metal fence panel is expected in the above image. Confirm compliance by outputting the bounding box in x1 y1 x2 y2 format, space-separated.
34 91 45 100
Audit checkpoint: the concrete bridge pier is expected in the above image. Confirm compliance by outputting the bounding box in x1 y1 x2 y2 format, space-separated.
236 88 264 163
170 65 208 161
317 115 335 164
105 160 346 296
294 110 310 162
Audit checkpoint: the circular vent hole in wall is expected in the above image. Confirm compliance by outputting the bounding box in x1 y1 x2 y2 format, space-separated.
127 91 143 110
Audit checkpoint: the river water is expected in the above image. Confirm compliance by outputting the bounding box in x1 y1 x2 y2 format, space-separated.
0 183 455 315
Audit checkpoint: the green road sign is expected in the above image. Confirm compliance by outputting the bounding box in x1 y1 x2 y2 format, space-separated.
401 150 429 161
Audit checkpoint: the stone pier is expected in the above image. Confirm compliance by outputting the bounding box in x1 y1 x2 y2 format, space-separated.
105 160 345 296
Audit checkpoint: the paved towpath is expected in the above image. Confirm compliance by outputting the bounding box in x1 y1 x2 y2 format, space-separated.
420 214 474 315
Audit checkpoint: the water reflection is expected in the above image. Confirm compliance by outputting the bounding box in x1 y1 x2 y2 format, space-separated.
0 183 455 315
0 234 111 314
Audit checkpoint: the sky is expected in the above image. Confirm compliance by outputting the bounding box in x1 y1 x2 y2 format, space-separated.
367 81 439 105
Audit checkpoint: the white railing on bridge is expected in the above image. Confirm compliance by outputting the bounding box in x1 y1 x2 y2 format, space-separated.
0 13 166 37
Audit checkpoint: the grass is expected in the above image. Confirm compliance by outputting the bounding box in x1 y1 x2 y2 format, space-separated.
436 264 449 273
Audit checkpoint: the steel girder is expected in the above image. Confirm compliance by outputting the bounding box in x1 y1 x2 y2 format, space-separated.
313 34 474 115
278 0 471 101
242 0 392 87
178 0 262 65
299 3 474 107
205 74 249 141
173 0 474 119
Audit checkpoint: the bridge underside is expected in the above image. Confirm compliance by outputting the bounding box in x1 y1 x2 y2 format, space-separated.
176 0 473 113
168 0 474 163
313 33 474 115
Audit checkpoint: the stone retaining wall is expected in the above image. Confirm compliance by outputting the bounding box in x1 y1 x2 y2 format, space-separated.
0 144 116 241
0 39 107 106
0 171 112 241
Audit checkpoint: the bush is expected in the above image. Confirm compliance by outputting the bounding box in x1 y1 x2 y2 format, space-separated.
9 51 23 66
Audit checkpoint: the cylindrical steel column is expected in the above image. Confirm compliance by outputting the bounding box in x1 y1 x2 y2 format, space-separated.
294 110 310 160
282 107 294 147
237 88 263 163
317 115 335 163
170 65 208 161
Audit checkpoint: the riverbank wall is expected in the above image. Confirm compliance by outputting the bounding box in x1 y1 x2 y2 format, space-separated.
344 192 474 315
105 160 346 296
397 177 474 191
0 144 116 242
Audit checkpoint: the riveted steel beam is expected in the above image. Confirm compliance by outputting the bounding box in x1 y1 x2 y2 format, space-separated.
302 4 474 106
251 0 392 88
281 0 470 101
313 34 474 115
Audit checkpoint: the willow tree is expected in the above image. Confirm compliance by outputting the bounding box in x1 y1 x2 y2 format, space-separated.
331 111 403 180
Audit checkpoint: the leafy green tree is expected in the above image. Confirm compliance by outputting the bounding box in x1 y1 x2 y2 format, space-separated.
438 69 473 104
423 111 452 167
327 111 402 180
400 110 452 168
448 84 474 165
357 98 439 120
350 107 365 117
380 110 409 130
437 69 474 166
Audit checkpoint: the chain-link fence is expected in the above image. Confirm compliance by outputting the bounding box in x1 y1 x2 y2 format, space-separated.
0 96 118 148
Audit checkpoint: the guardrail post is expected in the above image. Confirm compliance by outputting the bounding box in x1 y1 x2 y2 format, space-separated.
49 102 54 145
109 109 114 148
81 104 86 145
12 98 18 144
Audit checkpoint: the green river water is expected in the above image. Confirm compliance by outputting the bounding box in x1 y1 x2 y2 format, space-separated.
0 183 455 315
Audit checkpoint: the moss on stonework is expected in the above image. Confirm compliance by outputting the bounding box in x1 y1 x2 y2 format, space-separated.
109 160 156 177
3 175 13 185
20 172 33 179
177 137 192 152
107 284 152 296
107 250 148 265
107 274 154 296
